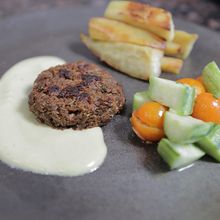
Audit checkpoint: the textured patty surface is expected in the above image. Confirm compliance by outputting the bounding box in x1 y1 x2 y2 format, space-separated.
28 60 125 129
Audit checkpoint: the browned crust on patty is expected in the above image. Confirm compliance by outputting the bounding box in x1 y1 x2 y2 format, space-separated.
28 60 125 129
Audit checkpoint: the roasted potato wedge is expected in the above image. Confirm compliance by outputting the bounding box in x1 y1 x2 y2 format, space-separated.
173 30 198 59
89 17 166 50
165 42 181 56
161 57 183 74
81 34 164 80
165 30 198 59
104 1 174 41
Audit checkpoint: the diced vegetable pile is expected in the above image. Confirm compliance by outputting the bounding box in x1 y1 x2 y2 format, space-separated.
131 61 220 170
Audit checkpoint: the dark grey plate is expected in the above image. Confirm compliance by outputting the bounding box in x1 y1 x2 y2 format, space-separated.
0 5 220 220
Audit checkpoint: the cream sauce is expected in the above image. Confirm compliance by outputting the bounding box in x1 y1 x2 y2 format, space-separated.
0 56 107 176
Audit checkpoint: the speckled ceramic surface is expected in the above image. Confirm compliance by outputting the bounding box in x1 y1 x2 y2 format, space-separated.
0 6 220 220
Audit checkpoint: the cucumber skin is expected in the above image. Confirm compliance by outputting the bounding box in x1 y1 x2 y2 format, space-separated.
158 138 179 169
133 90 151 110
158 138 205 169
181 85 196 116
164 111 214 144
197 125 220 162
148 76 196 116
202 61 220 98
181 122 214 144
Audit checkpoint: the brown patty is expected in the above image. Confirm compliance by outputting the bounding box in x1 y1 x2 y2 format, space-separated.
28 60 125 129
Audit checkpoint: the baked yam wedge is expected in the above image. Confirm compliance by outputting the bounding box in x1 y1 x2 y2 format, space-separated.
104 1 174 41
165 30 198 59
161 57 183 74
164 42 181 57
89 17 166 50
81 34 163 80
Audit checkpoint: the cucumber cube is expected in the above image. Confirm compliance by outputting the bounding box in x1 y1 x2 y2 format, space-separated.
133 90 151 110
202 61 220 98
164 111 213 144
197 125 220 162
148 76 195 115
158 138 205 169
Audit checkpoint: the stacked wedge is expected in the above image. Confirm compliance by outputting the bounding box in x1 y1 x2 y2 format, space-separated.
81 1 198 80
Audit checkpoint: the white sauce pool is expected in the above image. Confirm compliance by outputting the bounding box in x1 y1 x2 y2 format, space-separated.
0 56 107 176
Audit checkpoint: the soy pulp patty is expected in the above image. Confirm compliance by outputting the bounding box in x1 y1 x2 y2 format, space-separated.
28 60 125 129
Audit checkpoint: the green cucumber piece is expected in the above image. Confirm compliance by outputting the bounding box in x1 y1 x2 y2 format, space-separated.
133 90 151 110
164 111 213 144
202 61 220 98
158 138 205 169
197 125 220 162
148 76 195 115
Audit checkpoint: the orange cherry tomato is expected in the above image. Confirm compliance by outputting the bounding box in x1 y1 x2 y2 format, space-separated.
134 102 167 129
196 75 204 85
130 102 167 142
192 92 220 124
130 113 165 142
177 78 206 95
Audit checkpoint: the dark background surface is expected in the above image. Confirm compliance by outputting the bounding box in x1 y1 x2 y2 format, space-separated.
0 6 220 220
0 2 220 220
0 0 220 31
